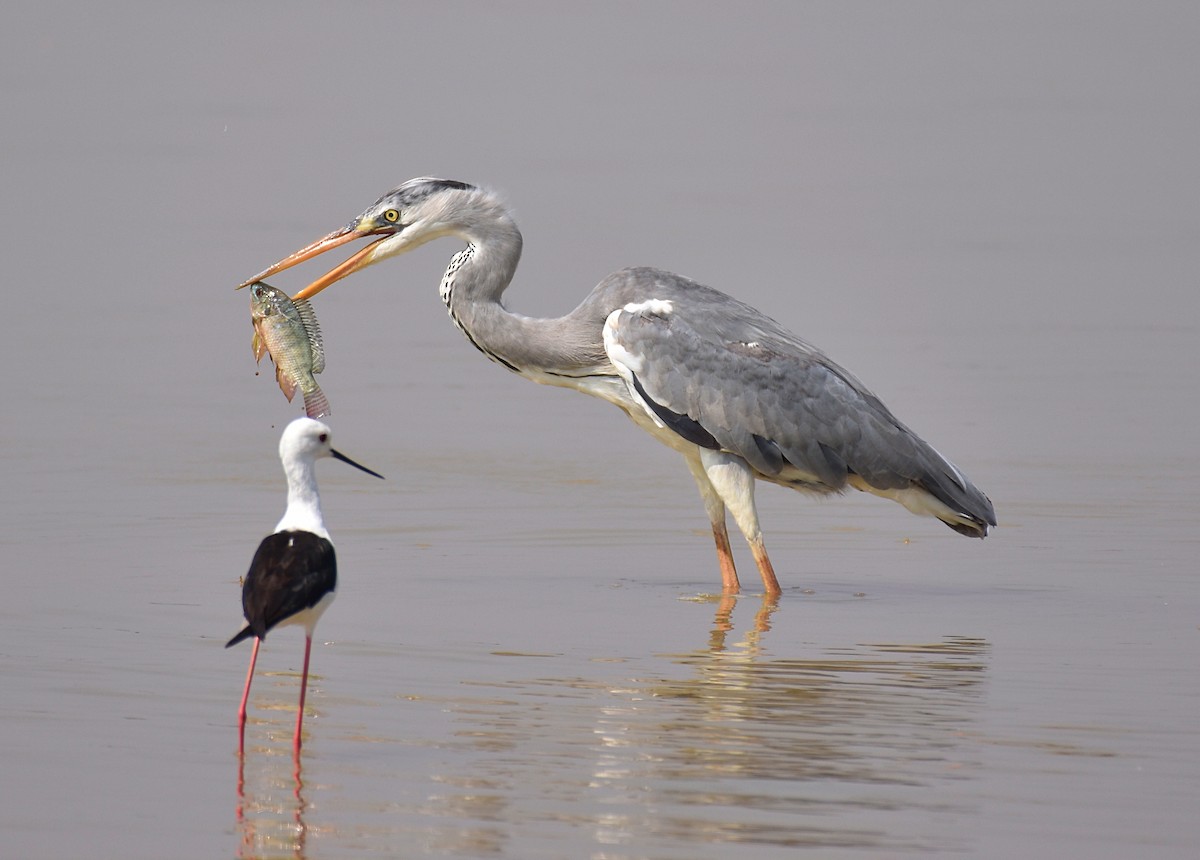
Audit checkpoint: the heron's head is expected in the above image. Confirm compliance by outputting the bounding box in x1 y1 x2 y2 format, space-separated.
238 178 480 301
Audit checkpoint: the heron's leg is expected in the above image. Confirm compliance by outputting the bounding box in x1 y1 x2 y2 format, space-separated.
238 638 261 756
684 453 741 593
698 450 782 596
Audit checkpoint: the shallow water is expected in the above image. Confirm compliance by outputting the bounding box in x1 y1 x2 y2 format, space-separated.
3 3 1198 858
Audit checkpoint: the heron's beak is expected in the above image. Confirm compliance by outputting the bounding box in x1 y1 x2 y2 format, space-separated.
236 224 394 301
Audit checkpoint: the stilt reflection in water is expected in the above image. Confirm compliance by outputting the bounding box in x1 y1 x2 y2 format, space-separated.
236 745 308 860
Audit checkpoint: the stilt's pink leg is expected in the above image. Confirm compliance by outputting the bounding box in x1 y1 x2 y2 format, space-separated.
293 636 313 755
238 638 261 755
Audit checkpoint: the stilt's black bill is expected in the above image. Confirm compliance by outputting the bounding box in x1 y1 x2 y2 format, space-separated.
331 449 384 480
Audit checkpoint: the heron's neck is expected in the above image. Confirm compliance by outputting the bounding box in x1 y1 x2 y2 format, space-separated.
440 216 608 377
275 459 329 537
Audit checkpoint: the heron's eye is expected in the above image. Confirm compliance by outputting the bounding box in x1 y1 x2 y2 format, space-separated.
318 433 328 442
383 209 400 223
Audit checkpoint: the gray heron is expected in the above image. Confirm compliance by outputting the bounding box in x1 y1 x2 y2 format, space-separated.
239 178 995 595
227 417 383 755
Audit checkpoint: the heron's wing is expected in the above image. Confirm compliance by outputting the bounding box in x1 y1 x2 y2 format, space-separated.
240 531 337 639
603 300 978 504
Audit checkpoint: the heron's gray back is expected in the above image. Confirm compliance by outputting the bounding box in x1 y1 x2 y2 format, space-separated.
597 268 994 527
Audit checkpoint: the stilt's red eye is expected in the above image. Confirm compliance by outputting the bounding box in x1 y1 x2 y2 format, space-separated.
319 433 328 442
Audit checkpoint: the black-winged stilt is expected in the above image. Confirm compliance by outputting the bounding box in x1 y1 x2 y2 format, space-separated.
226 417 383 754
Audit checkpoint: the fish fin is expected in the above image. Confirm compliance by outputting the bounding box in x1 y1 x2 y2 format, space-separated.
276 366 297 402
302 379 331 419
251 329 267 363
294 299 326 375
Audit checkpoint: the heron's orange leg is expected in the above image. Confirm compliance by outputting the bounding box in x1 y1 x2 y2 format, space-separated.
748 538 782 596
711 520 741 593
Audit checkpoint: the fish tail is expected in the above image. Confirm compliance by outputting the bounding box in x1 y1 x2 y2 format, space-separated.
301 378 331 419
